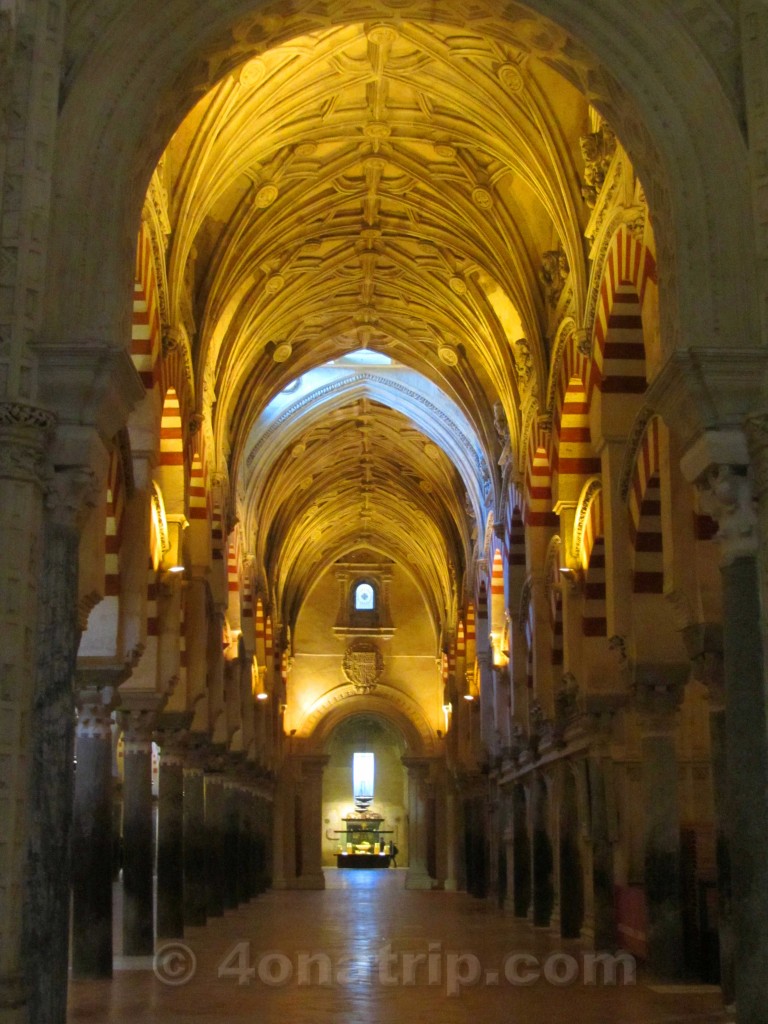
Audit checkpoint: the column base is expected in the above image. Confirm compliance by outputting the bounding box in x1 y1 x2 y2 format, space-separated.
444 878 458 892
292 873 326 890
405 871 434 890
0 974 27 1024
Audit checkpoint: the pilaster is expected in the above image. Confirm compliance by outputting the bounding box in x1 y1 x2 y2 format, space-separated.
293 756 328 890
403 758 434 890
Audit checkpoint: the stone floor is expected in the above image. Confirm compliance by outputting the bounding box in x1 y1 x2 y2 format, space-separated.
68 870 731 1024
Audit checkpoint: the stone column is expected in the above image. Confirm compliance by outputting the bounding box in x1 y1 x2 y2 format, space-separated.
155 715 191 939
205 771 226 916
684 626 735 1005
494 667 512 753
182 742 208 927
476 651 496 755
0 0 71 1005
184 575 209 714
633 665 687 977
223 778 240 908
25 462 100 1024
682 430 768 1023
404 759 433 889
295 757 327 889
71 678 121 978
584 698 622 951
444 783 458 891
119 705 158 956
531 772 554 927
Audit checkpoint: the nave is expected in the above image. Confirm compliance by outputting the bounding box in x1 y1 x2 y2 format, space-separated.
68 871 727 1024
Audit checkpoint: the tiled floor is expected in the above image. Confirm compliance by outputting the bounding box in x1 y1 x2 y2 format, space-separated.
68 870 730 1024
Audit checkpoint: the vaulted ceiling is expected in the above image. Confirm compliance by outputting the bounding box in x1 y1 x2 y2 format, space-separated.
155 10 593 637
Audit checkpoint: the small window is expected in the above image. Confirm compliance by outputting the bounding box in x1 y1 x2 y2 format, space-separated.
354 582 375 610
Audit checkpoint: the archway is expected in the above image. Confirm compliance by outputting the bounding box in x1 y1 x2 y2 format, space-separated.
322 714 408 869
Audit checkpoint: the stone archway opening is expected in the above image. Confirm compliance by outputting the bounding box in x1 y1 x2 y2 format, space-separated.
322 713 409 870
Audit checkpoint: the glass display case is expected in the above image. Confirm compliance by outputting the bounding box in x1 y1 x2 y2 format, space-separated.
334 815 393 868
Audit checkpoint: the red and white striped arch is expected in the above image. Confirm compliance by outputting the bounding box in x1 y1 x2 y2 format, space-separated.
104 447 126 598
628 416 664 594
131 223 162 389
591 224 656 397
583 489 607 637
525 416 558 529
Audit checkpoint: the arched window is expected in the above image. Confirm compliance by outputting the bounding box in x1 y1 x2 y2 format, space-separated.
354 582 375 610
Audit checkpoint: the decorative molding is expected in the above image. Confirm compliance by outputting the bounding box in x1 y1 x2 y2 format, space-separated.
572 476 602 564
619 407 656 502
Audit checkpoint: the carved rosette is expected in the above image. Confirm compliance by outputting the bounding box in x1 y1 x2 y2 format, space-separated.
342 640 384 693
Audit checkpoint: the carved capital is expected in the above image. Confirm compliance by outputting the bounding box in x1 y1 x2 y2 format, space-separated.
745 412 768 499
632 662 688 732
154 710 194 764
118 692 165 752
45 464 101 530
0 400 55 486
696 464 757 563
681 622 724 707
75 682 119 741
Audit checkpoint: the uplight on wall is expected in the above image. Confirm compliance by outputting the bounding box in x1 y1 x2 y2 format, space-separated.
353 751 374 811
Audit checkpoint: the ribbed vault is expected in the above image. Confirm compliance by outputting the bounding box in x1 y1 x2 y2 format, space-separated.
149 7 634 642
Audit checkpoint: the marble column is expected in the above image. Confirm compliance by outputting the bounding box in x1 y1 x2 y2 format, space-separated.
531 773 554 927
156 717 190 939
120 706 157 956
25 463 99 1024
404 759 433 890
634 665 687 977
223 780 240 908
444 784 458 891
682 433 768 1023
182 759 207 927
585 697 622 951
684 625 735 1005
205 772 226 917
71 679 120 978
236 786 252 904
494 667 512 753
295 757 328 889
476 651 496 755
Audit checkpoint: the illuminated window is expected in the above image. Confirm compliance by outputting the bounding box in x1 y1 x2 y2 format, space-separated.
355 582 375 610
353 751 374 809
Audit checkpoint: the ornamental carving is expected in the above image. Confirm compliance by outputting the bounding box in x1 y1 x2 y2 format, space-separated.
342 640 384 693
580 121 617 208
540 248 569 308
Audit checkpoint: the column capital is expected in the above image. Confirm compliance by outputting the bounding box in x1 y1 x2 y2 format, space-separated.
681 622 724 707
154 711 194 765
632 662 688 732
294 754 330 777
0 400 56 486
75 681 119 741
745 412 768 499
401 756 433 778
117 693 165 752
